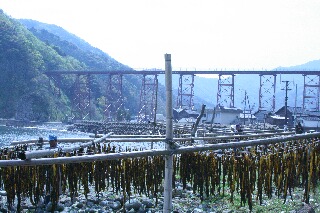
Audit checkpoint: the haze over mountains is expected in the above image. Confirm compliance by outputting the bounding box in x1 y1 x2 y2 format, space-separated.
0 8 319 122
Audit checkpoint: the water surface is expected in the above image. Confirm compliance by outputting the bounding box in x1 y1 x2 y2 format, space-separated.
0 124 90 147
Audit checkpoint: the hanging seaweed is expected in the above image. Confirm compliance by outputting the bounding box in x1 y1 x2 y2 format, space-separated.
1 133 320 212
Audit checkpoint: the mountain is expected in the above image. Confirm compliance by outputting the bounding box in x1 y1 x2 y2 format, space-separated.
0 10 167 121
19 19 129 71
1 8 318 122
275 60 320 71
0 9 88 121
18 19 168 119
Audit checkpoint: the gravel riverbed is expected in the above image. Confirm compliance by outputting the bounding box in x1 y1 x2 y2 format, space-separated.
1 181 320 213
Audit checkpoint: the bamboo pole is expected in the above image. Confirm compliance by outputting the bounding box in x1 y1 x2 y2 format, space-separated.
104 132 293 143
12 131 294 147
18 133 113 160
14 131 302 160
11 138 93 145
164 53 173 213
0 132 319 167
93 134 165 138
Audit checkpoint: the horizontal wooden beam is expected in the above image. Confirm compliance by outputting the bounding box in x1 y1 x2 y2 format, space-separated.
11 138 93 145
1 132 318 167
18 133 113 160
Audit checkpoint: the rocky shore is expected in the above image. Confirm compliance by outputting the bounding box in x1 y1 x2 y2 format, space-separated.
1 181 319 213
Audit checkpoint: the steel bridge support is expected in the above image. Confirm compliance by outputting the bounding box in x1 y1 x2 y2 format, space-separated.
72 74 91 120
176 74 194 110
217 74 234 108
104 74 124 122
259 74 276 111
303 75 320 111
138 74 158 122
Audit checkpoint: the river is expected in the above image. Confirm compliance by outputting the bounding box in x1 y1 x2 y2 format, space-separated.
0 123 164 150
0 123 90 147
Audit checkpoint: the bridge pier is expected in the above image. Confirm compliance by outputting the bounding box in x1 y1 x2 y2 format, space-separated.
303 74 320 111
176 74 194 110
71 74 91 120
217 74 234 108
44 70 320 122
138 74 158 122
105 74 124 121
259 74 276 111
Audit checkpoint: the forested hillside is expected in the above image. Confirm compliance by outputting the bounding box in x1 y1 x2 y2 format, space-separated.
19 19 128 71
0 10 166 121
0 9 87 121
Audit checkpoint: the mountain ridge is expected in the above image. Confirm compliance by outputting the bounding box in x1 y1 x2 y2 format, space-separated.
1 8 319 122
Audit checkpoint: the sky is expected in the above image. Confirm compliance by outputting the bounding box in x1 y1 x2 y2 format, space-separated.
1 0 320 71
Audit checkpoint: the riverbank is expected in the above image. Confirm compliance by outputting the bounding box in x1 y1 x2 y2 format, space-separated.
3 180 319 213
1 123 320 212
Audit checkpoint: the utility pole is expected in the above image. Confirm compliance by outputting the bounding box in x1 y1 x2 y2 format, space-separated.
281 81 291 127
243 90 247 125
241 90 248 125
151 77 158 149
294 84 297 127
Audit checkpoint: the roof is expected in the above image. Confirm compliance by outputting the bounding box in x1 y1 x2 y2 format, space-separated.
215 105 242 113
270 115 285 120
254 110 273 116
173 108 185 113
305 111 320 117
178 117 196 123
287 106 305 114
276 106 305 114
185 109 199 115
300 116 320 121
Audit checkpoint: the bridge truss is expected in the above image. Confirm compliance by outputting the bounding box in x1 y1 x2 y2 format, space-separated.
46 70 320 121
177 74 194 110
138 74 158 122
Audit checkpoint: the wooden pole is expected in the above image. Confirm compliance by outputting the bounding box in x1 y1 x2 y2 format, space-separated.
164 53 173 213
11 138 93 145
19 133 113 160
191 104 206 137
106 134 165 138
12 131 294 148
66 131 295 143
0 132 319 167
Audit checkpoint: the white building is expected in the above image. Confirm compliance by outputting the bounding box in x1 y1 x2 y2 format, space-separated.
299 117 320 130
213 106 242 125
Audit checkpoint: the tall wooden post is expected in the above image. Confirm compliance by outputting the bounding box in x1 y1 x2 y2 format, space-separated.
163 54 173 212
